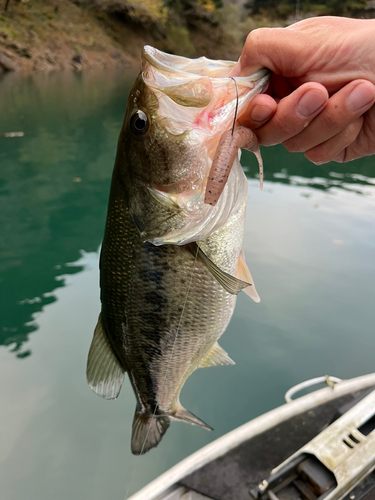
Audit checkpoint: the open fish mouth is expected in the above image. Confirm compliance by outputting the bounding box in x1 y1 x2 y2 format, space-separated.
142 45 270 136
124 46 270 246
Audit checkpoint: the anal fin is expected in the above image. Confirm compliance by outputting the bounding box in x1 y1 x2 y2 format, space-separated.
86 313 125 400
236 250 260 303
198 342 235 368
172 405 213 431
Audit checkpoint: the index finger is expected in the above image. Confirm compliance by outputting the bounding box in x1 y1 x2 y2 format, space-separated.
240 82 329 146
230 27 310 78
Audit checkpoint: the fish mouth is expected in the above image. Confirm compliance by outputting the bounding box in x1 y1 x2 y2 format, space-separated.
141 45 270 135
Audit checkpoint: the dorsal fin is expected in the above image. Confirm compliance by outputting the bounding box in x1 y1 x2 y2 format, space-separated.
86 314 126 400
198 342 235 368
236 250 260 303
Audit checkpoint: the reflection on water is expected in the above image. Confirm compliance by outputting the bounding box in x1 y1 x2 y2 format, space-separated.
1 69 375 500
242 147 375 194
0 69 136 356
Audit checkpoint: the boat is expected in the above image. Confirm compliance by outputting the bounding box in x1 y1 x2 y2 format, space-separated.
128 373 375 500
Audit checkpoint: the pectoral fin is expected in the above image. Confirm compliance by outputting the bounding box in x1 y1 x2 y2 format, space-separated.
236 250 260 303
148 186 181 211
86 314 126 400
198 342 235 368
190 242 250 295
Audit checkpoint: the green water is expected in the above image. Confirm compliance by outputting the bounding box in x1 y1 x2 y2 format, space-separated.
1 70 375 500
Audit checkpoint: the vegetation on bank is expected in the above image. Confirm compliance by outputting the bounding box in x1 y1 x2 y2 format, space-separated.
248 0 373 19
0 0 374 72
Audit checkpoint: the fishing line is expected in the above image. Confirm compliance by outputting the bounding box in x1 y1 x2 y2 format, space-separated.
230 77 239 136
123 244 199 500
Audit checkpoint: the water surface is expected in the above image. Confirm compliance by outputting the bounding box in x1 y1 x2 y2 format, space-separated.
1 70 374 500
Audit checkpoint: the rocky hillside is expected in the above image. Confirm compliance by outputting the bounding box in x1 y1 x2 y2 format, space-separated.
0 0 374 73
0 0 256 73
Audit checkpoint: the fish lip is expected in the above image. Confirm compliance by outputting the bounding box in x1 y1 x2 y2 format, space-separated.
142 45 270 82
142 45 231 76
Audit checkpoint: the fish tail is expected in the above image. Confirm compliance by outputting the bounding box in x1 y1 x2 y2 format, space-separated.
131 412 170 455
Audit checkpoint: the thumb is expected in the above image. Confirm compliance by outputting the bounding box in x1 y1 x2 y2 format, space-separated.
230 27 308 78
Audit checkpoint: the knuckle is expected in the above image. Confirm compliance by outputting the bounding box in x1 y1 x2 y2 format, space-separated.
283 137 303 153
280 122 297 137
321 111 338 131
344 117 363 140
244 32 254 50
277 114 303 138
244 30 260 55
305 141 333 163
245 27 267 46
333 151 345 163
305 149 326 164
244 28 271 59
360 131 375 157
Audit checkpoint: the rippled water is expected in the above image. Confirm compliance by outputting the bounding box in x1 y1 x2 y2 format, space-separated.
1 70 375 500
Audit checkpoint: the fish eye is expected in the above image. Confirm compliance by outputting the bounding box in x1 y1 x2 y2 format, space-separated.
130 110 150 136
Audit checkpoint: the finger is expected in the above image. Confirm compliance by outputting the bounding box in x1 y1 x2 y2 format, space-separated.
283 80 375 153
230 27 313 78
237 94 277 130
304 117 363 164
332 105 375 163
243 83 328 146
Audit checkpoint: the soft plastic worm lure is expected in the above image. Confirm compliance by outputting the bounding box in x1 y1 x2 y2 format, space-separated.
204 77 264 207
204 127 263 206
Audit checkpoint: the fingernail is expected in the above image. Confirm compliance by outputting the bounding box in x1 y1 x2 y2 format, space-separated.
297 90 327 117
250 105 273 122
348 83 375 111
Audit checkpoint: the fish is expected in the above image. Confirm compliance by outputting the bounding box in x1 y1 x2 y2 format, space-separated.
86 46 269 455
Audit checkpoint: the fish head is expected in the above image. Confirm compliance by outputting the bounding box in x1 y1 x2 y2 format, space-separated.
115 46 269 245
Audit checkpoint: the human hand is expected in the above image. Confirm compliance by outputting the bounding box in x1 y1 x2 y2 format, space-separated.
230 17 375 164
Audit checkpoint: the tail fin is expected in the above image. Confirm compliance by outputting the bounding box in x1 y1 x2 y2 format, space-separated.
172 406 213 431
131 412 170 455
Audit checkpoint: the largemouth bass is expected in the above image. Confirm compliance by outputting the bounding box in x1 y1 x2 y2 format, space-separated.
86 46 269 455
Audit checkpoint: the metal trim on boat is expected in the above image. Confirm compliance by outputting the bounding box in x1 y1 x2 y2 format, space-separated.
285 375 343 403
